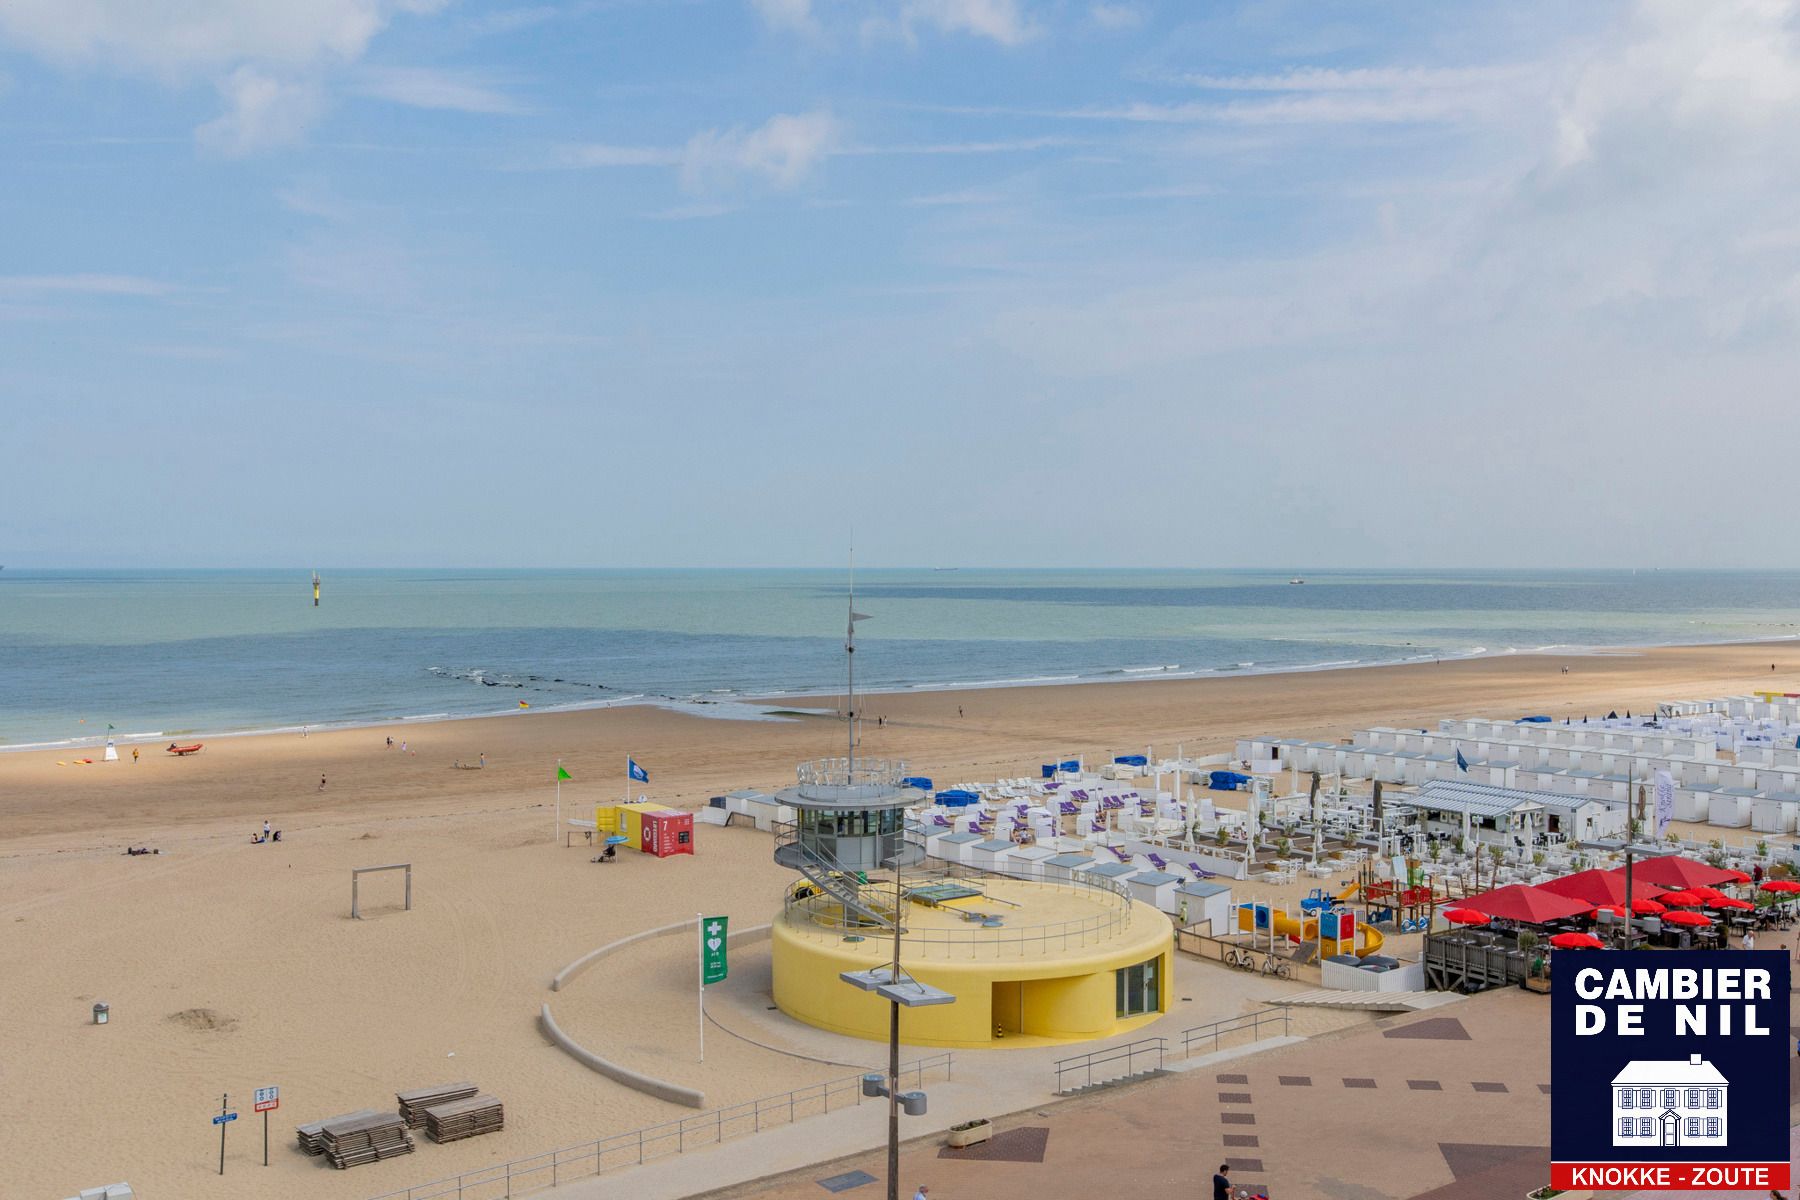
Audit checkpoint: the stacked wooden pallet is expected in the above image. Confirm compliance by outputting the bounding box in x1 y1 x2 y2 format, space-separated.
423 1094 505 1144
296 1109 379 1156
319 1112 414 1168
397 1082 477 1128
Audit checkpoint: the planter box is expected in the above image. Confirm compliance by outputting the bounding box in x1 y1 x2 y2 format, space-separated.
1523 976 1552 994
947 1120 992 1149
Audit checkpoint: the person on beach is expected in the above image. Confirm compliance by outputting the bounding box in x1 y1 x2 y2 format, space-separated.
131 746 138 764
263 819 271 842
479 752 486 768
318 775 327 792
387 736 393 749
957 706 963 719
401 739 408 754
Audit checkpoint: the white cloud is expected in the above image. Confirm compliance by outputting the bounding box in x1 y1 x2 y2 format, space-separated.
679 109 841 190
0 0 443 77
903 0 1035 45
0 274 174 296
751 0 818 35
196 67 324 155
1089 3 1143 30
1177 65 1526 93
0 1 449 153
553 143 683 168
354 66 528 114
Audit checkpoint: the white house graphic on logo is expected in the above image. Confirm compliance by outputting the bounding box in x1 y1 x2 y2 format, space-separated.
1610 1054 1728 1148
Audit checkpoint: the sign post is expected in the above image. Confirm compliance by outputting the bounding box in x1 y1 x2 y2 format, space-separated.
212 1094 237 1175
699 914 729 1062
254 1086 279 1166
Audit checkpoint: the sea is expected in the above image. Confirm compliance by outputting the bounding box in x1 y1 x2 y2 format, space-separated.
3 567 1798 749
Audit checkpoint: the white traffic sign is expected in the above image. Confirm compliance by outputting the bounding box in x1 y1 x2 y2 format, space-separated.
253 1086 279 1112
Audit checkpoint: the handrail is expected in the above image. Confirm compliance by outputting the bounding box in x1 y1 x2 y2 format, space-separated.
1052 1037 1166 1094
1049 1008 1292 1094
363 1053 953 1200
781 858 1136 956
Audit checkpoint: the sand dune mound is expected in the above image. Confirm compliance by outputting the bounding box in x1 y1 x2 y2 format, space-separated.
166 1007 237 1033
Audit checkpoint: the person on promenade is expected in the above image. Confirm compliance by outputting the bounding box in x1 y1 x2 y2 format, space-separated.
1213 1163 1231 1200
913 1187 929 1200
1744 930 1756 953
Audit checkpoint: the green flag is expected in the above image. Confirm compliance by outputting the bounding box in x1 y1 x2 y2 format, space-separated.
700 915 728 985
556 765 571 781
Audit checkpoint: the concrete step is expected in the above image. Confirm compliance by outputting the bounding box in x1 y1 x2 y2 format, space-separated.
1056 1068 1168 1097
1278 988 1462 1012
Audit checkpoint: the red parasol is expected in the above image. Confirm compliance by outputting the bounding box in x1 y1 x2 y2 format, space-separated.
1549 932 1606 949
1593 898 1666 917
1442 908 1491 926
1662 910 1712 927
1657 890 1704 906
1759 880 1800 894
1709 896 1754 911
1688 885 1726 902
1721 869 1751 884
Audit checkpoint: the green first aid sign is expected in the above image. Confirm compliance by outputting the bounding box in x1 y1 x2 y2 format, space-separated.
701 915 728 985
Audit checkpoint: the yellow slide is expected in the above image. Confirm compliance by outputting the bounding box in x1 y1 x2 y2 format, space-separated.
1271 908 1384 958
1334 881 1360 903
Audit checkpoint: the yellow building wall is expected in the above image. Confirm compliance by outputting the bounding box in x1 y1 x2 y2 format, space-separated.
770 900 1173 1049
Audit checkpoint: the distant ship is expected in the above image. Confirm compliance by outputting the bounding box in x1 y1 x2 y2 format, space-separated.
1288 577 1305 585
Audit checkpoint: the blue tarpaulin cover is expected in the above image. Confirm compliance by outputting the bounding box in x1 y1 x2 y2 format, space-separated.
935 789 980 807
1041 764 1058 778
901 776 933 791
1113 754 1148 767
1209 770 1251 791
1517 715 1552 723
1059 759 1080 772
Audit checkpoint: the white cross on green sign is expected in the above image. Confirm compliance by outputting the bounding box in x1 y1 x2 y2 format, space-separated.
701 915 729 985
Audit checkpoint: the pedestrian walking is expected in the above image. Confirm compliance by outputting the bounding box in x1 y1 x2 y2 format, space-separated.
131 746 139 764
263 819 271 841
1744 930 1757 952
318 775 327 792
1213 1163 1231 1200
912 1188 929 1200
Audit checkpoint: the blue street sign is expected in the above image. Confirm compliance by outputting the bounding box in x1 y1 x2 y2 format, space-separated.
213 1112 238 1125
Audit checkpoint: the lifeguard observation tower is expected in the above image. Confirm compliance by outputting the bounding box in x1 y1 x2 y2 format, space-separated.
769 589 1173 1049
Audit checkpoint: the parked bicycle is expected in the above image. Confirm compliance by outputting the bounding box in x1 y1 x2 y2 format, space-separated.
1225 947 1257 970
1259 955 1292 980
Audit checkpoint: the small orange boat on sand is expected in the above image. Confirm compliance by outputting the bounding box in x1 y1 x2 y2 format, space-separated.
166 743 204 756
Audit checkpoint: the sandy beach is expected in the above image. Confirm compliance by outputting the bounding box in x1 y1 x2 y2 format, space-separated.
2 640 1795 1199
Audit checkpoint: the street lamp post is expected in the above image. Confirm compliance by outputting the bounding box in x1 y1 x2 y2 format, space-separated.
842 880 954 1200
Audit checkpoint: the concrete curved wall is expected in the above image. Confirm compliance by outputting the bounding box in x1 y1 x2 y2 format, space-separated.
539 1003 706 1108
772 897 1173 1048
553 920 771 991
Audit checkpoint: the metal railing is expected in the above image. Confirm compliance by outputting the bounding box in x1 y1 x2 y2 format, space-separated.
1053 1037 1166 1094
364 1053 953 1200
780 855 1136 957
1179 1007 1291 1056
1051 1007 1293 1094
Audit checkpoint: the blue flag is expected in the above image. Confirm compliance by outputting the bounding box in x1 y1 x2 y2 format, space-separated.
628 758 650 783
1455 747 1469 773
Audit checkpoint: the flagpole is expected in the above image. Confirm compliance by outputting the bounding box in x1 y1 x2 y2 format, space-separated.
555 759 562 845
697 912 705 1063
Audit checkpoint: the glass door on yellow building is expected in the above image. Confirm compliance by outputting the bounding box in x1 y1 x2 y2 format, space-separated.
1115 957 1160 1017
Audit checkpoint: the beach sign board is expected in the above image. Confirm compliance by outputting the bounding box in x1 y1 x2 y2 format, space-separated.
212 1111 238 1125
701 915 729 985
253 1086 279 1112
1551 951 1788 1191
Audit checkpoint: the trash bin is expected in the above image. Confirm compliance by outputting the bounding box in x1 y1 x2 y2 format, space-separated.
93 1001 109 1025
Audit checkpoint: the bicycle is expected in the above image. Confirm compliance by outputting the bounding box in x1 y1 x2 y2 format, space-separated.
1225 947 1257 970
1259 955 1292 980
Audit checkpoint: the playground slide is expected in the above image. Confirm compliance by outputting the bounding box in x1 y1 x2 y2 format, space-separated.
1334 882 1360 903
1271 910 1384 958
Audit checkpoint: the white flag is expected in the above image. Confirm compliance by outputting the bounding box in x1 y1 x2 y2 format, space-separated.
1653 770 1675 837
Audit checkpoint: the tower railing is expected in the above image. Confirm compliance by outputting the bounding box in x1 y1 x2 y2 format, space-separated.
791 757 912 804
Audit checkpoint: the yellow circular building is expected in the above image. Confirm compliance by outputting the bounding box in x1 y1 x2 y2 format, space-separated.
771 758 1173 1049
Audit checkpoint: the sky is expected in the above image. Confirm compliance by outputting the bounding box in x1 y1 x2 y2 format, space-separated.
3 0 1799 569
